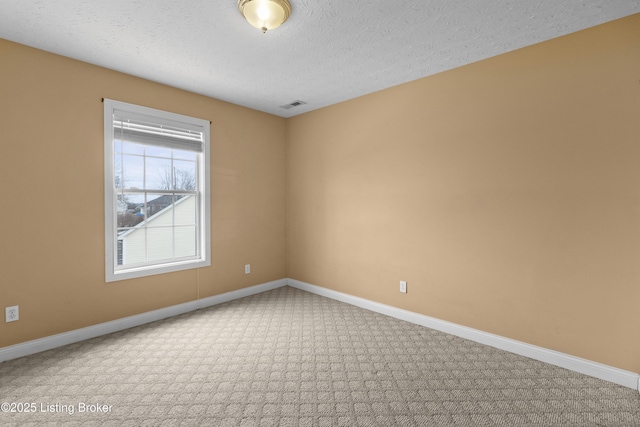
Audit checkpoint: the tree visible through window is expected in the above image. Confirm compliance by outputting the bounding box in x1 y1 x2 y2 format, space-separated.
104 99 210 282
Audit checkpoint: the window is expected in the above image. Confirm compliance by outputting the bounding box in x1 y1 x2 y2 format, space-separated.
104 99 210 282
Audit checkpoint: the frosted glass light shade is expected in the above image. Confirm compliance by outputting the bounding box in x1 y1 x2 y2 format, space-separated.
238 0 291 33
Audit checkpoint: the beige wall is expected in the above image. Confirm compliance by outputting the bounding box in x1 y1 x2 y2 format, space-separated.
0 39 286 347
286 14 640 373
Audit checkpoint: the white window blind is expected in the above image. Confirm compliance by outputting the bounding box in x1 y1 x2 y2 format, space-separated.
113 109 204 152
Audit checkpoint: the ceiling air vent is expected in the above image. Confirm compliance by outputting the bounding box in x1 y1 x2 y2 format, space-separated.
279 100 306 110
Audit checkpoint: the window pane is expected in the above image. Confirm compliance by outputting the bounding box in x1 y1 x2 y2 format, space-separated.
127 193 145 207
117 240 123 266
175 195 196 226
146 157 172 190
121 141 145 155
174 160 197 191
146 193 174 223
116 193 127 215
114 155 124 190
122 154 144 189
118 227 146 266
117 194 145 228
173 149 197 161
175 225 197 258
146 145 172 158
147 227 174 262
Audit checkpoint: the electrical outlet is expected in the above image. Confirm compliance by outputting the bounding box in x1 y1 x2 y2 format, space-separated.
400 281 407 293
5 306 19 322
245 264 251 274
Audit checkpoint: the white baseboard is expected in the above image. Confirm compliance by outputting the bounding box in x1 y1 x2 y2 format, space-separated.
0 278 288 363
287 278 640 391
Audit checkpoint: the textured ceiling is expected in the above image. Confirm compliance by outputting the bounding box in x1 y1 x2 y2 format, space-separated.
1 1 639 117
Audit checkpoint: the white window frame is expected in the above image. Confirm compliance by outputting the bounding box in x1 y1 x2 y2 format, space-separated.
104 99 210 282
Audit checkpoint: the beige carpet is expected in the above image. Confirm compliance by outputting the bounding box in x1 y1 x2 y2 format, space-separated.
1 286 638 426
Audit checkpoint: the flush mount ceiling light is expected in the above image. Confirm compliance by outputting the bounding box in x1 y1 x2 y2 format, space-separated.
238 0 291 33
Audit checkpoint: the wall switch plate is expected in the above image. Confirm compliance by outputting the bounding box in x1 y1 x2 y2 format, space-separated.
6 306 19 322
400 281 407 293
245 264 251 274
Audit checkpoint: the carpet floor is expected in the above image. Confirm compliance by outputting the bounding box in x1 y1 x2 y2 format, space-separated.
1 286 638 426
